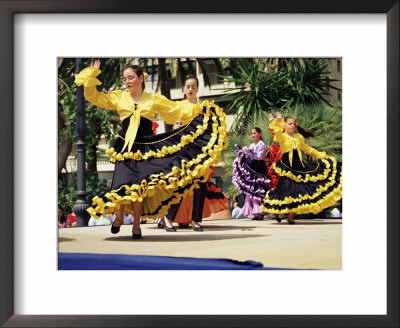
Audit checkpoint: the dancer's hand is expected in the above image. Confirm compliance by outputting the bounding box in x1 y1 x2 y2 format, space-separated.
90 60 101 69
268 113 274 123
242 146 246 151
275 112 282 122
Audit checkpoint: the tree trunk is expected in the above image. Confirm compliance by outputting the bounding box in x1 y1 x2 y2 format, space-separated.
58 102 73 177
58 137 73 177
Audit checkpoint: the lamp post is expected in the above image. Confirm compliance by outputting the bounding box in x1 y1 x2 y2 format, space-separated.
73 58 90 226
158 58 173 132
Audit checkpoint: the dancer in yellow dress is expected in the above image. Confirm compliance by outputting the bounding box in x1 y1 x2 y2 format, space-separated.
261 112 342 224
74 61 227 238
161 76 228 231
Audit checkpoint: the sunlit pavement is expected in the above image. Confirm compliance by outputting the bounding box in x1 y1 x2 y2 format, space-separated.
58 216 342 270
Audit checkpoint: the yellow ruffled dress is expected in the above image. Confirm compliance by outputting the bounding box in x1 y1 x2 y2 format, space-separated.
261 120 342 215
74 67 228 219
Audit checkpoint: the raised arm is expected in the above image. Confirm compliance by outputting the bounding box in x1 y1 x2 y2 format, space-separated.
74 61 121 110
268 112 285 143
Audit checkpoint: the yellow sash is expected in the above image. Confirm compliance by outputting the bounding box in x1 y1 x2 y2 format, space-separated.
121 103 141 153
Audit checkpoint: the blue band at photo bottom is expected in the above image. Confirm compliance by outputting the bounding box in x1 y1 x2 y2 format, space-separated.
58 253 306 270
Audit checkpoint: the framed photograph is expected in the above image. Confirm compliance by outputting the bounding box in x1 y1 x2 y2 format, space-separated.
1 1 398 327
57 55 343 272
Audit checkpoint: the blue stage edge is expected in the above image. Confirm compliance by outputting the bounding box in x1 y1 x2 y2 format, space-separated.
58 252 285 270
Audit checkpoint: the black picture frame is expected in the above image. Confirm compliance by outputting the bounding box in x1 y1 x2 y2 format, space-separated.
1 1 398 327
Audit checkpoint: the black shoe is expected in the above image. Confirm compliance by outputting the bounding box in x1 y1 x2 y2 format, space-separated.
287 218 295 224
132 230 142 239
192 223 203 232
275 216 282 223
163 218 176 232
111 224 121 234
179 223 190 229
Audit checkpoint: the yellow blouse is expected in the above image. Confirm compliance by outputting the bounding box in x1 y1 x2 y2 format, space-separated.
74 67 201 153
269 120 327 167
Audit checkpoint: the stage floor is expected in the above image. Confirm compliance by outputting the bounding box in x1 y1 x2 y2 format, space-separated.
58 217 342 270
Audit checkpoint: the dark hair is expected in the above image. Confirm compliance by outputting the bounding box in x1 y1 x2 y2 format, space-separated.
251 127 263 141
58 205 67 224
284 116 314 139
182 75 199 100
121 65 145 90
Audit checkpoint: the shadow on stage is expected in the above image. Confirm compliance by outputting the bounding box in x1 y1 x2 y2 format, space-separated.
58 237 76 243
279 219 342 225
104 232 268 243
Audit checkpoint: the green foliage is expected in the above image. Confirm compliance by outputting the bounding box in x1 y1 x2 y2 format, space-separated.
58 173 109 215
217 59 274 132
216 58 341 133
58 58 124 174
58 180 76 215
290 103 342 162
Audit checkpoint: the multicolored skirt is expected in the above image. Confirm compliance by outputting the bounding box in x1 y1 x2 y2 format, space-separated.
174 180 229 224
261 151 342 214
87 101 227 219
232 145 271 202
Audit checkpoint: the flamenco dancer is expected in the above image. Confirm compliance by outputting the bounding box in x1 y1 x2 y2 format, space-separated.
160 76 228 232
74 61 227 239
261 112 342 224
232 127 271 220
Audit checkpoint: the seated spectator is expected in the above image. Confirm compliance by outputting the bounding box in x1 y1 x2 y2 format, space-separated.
58 205 72 228
330 207 342 218
140 217 158 224
123 213 134 225
231 202 245 219
67 212 77 227
88 214 114 226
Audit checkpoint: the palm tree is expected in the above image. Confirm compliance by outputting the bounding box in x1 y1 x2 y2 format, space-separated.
216 58 341 134
215 58 282 134
277 58 341 107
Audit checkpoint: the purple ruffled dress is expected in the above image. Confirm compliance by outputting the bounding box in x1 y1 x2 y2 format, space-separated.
232 141 271 217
